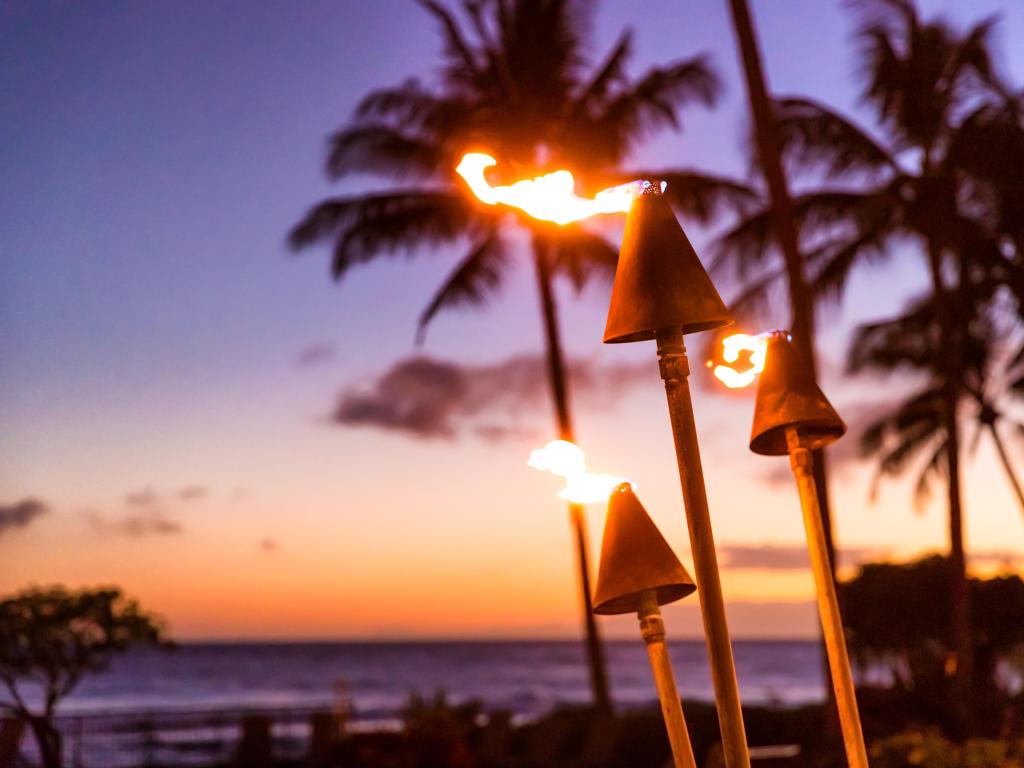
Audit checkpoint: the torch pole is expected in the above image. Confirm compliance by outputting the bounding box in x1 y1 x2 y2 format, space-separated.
785 428 869 768
638 591 697 768
655 328 751 768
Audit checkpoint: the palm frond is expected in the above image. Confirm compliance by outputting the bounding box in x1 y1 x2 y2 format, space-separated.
861 391 943 478
847 299 936 374
713 184 901 284
355 83 468 138
913 440 947 508
572 30 633 114
944 15 1001 101
416 228 507 343
710 205 775 281
288 191 477 280
549 226 618 291
809 216 894 306
325 125 446 181
418 0 484 89
723 268 787 328
773 96 898 178
588 55 720 161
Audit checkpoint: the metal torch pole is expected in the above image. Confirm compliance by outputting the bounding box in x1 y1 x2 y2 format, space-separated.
655 328 751 768
638 591 697 768
785 428 869 768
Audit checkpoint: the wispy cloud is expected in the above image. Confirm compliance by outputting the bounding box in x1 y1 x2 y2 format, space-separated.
177 485 207 501
90 485 196 537
88 510 183 537
331 354 654 441
296 342 337 367
717 543 1024 572
970 549 1024 568
0 498 50 537
260 538 278 553
125 487 160 508
718 542 881 570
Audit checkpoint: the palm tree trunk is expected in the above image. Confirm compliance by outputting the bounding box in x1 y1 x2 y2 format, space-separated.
725 0 839 717
988 422 1024 516
925 237 974 731
533 237 612 715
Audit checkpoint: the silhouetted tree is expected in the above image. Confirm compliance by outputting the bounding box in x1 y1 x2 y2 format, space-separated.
0 586 167 768
967 340 1024 518
849 288 1024 518
715 0 1024 714
840 555 1024 722
289 0 749 713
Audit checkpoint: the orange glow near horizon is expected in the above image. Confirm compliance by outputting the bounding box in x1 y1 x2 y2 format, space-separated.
455 152 657 225
709 332 773 389
527 439 626 505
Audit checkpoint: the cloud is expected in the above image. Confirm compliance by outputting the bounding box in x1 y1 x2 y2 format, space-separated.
125 487 160 508
718 542 881 570
0 498 50 536
90 485 192 537
970 549 1024 568
332 354 655 441
297 342 337 367
88 510 183 537
260 538 278 553
177 485 207 501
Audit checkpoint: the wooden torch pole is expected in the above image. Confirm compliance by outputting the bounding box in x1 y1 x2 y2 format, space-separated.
785 428 869 768
656 328 751 768
638 591 697 768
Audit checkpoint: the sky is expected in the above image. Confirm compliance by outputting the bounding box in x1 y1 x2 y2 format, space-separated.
1 0 1023 641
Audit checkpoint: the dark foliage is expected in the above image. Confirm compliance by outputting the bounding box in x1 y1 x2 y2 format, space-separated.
840 555 1024 729
0 586 168 768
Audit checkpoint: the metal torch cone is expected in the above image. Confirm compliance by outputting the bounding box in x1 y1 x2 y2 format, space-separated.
603 188 751 768
594 483 698 768
750 333 868 768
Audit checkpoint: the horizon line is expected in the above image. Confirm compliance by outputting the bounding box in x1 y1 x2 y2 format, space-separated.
161 635 821 644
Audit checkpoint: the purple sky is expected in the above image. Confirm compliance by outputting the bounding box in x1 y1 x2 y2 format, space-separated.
2 1 1022 639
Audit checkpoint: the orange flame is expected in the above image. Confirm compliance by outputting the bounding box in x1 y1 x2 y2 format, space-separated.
709 332 771 389
527 439 627 505
456 152 658 225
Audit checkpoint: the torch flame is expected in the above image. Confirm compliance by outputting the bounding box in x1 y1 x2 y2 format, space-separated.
456 152 658 225
710 332 770 389
527 439 627 505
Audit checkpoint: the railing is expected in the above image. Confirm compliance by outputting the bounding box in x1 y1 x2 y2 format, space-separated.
15 705 333 768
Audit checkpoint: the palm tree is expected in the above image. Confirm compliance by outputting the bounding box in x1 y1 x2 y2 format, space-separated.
713 0 1022 715
289 0 747 713
848 277 1023 723
967 341 1024 518
850 292 985 499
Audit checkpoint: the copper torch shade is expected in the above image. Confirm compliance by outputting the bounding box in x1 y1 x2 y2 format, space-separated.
750 333 847 456
603 188 733 344
593 483 696 615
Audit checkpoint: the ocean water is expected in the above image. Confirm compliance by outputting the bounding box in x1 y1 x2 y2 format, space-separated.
59 640 825 723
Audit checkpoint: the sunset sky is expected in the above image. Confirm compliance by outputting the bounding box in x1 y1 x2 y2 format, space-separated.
2 0 1023 640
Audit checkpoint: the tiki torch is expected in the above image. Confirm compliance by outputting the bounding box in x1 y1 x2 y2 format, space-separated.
749 332 868 768
603 186 751 768
593 482 698 768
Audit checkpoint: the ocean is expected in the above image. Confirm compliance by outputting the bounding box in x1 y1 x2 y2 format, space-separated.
60 640 825 723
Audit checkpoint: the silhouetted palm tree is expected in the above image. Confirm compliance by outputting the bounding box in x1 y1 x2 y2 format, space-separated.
714 0 1023 714
848 278 1024 723
289 0 748 713
849 290 1021 508
966 341 1024 518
